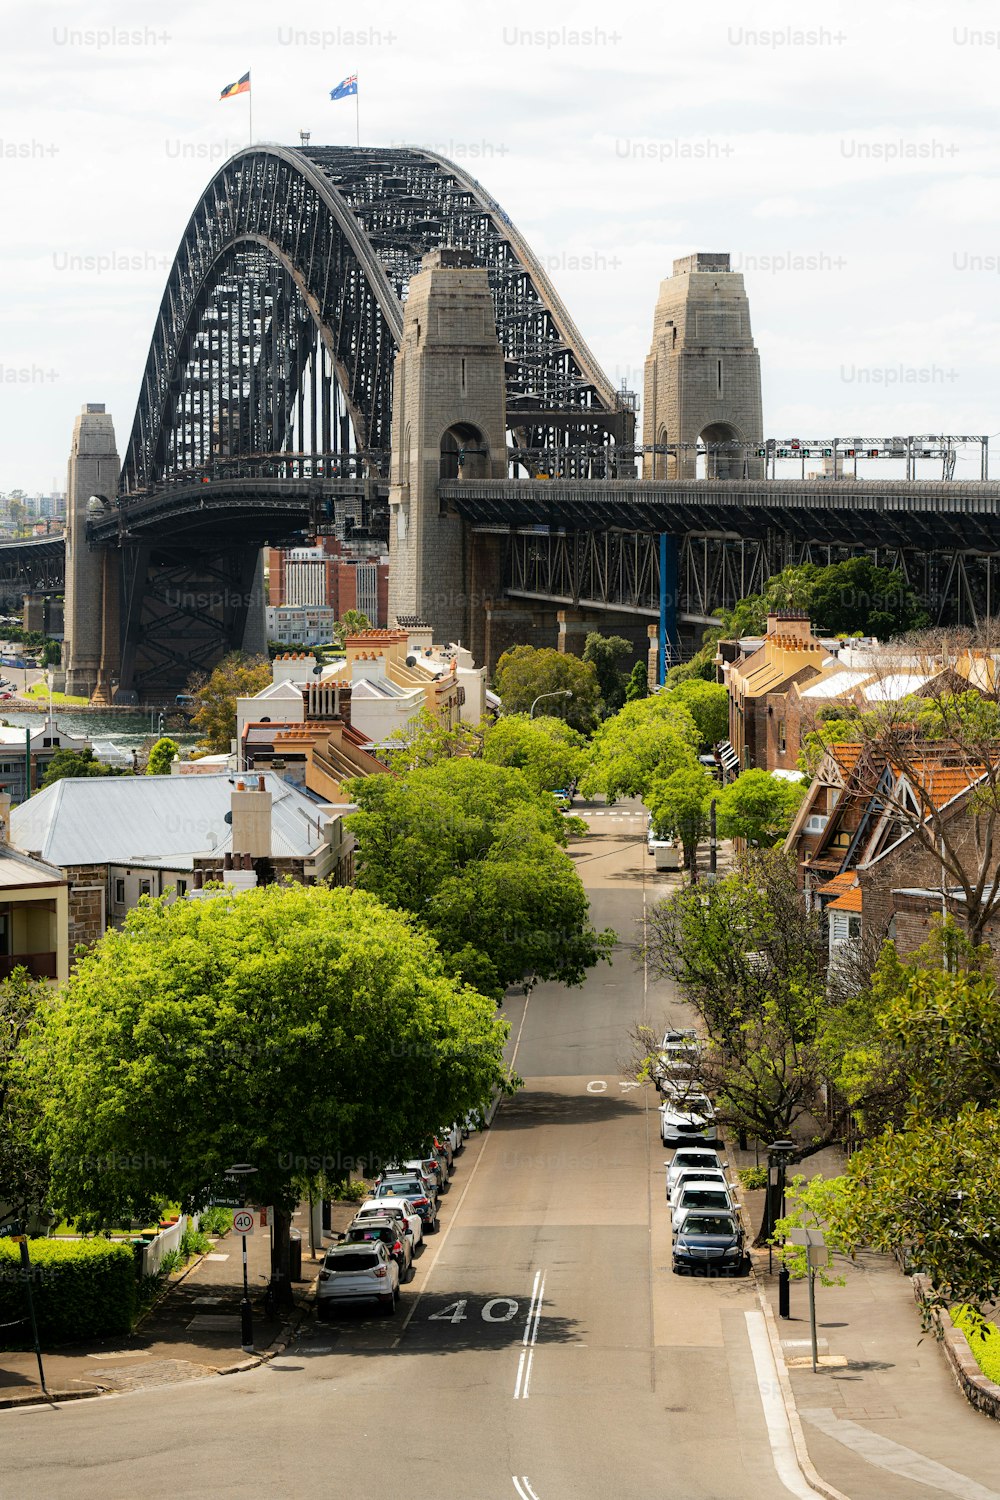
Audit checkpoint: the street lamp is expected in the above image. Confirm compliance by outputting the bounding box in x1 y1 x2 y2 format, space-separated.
767 1139 795 1318
529 689 572 718
224 1162 258 1352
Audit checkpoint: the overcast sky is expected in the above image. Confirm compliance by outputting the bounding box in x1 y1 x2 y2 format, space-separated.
2 0 998 491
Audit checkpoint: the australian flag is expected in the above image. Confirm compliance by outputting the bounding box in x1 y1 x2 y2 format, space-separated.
330 74 358 100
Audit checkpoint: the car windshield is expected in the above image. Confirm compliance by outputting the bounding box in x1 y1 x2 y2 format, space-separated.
672 1155 717 1170
672 1097 711 1113
682 1216 735 1235
327 1251 379 1272
680 1189 728 1207
378 1182 423 1196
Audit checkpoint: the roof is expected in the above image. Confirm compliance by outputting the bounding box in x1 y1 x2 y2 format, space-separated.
799 669 870 699
11 772 333 868
0 844 65 890
815 870 857 897
828 885 863 913
829 743 862 773
862 673 936 702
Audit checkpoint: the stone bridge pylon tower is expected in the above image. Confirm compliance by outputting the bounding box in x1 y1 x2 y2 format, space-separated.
64 403 121 701
387 248 508 647
642 252 763 480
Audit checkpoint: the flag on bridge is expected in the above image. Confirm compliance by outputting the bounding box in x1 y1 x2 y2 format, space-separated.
330 74 358 100
220 71 250 100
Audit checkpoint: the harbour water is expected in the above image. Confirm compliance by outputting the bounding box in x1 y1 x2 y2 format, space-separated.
0 707 201 753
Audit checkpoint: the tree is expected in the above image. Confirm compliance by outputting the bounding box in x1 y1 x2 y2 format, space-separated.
668 679 728 750
146 737 179 776
378 706 487 774
482 713 589 796
645 764 714 873
345 760 614 1000
493 646 601 733
35 884 511 1306
625 661 649 701
582 632 634 717
40 747 120 789
719 560 928 641
637 850 834 1236
0 972 50 1226
580 694 700 802
333 610 371 649
713 769 806 846
189 652 271 755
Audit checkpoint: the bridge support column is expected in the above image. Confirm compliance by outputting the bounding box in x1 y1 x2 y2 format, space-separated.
91 550 121 707
64 404 120 699
557 608 591 657
484 599 557 675
22 594 45 634
388 248 507 648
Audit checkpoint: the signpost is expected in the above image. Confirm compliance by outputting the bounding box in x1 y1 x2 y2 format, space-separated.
11 1236 47 1395
789 1227 827 1371
225 1164 259 1354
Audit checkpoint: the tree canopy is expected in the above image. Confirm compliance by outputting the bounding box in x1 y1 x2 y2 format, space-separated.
40 746 124 789
493 646 601 732
482 713 589 796
713 769 806 846
645 764 714 871
625 661 649 702
34 883 510 1300
668 679 728 750
333 610 371 648
189 652 272 755
582 631 634 717
580 694 700 801
345 760 614 1000
146 737 179 776
0 972 50 1226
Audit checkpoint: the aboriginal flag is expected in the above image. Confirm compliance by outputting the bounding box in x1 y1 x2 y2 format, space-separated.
220 72 250 100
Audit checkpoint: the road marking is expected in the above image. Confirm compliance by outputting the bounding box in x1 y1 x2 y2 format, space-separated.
801 1408 1000 1500
744 1311 827 1499
514 1269 546 1399
586 1079 607 1093
512 1479 541 1500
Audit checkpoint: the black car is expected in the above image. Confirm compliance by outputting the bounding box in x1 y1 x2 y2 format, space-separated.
672 1209 745 1275
343 1215 414 1280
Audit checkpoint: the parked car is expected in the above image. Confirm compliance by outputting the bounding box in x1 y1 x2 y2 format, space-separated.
378 1165 439 1200
672 1209 745 1275
672 1182 734 1222
659 1090 718 1145
355 1197 423 1249
440 1122 463 1156
317 1241 400 1315
668 1168 731 1213
432 1135 455 1174
373 1178 439 1232
665 1148 726 1197
343 1214 414 1281
403 1157 447 1193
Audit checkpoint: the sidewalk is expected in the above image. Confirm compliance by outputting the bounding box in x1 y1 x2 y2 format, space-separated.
736 1163 1000 1499
0 1199 346 1407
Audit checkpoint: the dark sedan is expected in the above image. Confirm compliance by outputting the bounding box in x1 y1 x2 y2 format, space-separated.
672 1210 746 1275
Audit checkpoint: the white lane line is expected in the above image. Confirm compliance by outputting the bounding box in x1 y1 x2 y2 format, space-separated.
521 1271 546 1399
801 1408 1000 1500
744 1310 828 1500
513 1270 542 1399
509 984 533 1072
512 1480 541 1500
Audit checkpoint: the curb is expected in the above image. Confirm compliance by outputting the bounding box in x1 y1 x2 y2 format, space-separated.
911 1275 1000 1422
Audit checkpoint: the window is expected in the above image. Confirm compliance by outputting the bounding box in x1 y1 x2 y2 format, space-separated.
114 878 125 905
139 879 151 897
804 814 828 834
175 879 187 898
778 719 786 754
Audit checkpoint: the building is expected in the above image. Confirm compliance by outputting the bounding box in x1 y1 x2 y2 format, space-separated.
0 716 95 804
266 535 389 625
0 794 69 984
11 772 353 951
266 605 338 647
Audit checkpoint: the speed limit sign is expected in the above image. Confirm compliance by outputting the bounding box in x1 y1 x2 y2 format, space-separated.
232 1208 254 1236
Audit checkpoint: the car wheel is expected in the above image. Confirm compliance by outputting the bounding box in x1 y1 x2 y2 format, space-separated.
431 1217 441 1233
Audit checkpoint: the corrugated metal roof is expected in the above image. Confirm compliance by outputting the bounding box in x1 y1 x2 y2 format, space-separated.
0 845 65 889
11 773 332 868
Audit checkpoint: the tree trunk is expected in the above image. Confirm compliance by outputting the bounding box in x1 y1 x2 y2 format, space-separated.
269 1203 296 1311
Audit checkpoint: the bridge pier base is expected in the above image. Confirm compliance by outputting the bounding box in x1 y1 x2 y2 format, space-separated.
483 599 559 674
64 403 120 700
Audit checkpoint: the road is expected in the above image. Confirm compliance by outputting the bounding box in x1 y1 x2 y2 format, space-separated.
0 800 809 1499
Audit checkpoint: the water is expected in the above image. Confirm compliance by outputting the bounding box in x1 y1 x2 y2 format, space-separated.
0 708 201 752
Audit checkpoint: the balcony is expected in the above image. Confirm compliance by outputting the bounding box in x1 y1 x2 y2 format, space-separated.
0 952 58 980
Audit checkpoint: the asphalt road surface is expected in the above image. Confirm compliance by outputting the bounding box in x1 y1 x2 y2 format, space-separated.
1 799 809 1499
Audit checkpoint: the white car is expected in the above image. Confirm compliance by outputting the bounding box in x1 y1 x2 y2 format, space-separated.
668 1167 731 1213
665 1147 726 1197
317 1240 400 1316
440 1122 463 1156
659 1091 718 1145
672 1182 735 1222
355 1196 423 1248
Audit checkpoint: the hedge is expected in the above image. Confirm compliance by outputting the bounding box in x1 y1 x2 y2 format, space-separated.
0 1237 136 1348
952 1305 1000 1385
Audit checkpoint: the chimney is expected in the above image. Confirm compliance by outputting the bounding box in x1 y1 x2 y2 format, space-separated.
230 777 272 859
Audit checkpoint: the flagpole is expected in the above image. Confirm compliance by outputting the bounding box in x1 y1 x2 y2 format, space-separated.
249 70 253 146
355 78 359 147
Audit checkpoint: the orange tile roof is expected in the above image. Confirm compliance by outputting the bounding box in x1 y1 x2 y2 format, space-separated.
828 885 862 913
830 743 862 772
816 870 856 897
900 762 987 811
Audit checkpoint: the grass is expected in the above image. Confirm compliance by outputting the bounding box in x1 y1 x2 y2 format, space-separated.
22 682 90 706
951 1305 1000 1384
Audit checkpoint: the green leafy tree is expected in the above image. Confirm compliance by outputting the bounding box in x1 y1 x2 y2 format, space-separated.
645 764 714 872
379 706 487 774
40 747 120 789
345 760 614 1000
668 679 728 751
189 652 271 755
333 610 372 649
713 769 806 846
493 646 601 733
582 632 633 717
0 972 51 1226
482 713 589 796
146 737 179 776
625 661 649 701
580 694 700 802
35 884 510 1306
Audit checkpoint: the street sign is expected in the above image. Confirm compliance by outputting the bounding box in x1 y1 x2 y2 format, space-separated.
233 1208 255 1237
207 1197 245 1209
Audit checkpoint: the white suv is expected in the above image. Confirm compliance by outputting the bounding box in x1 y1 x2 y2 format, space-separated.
317 1240 400 1316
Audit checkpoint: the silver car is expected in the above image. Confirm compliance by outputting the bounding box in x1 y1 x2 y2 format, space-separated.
317 1241 400 1316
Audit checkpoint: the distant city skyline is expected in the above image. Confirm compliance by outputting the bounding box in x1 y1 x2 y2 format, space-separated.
3 0 998 489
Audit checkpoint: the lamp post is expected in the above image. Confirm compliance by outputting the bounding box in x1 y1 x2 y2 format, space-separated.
529 689 572 719
767 1138 795 1318
225 1163 258 1352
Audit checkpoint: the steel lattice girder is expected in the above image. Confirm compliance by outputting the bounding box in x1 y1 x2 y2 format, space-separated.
120 145 631 498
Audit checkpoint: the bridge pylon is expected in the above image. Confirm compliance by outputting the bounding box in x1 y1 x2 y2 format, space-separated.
64 404 121 700
642 253 763 480
387 248 508 647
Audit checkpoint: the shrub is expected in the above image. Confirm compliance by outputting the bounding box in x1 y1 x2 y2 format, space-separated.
333 1179 370 1202
952 1306 1000 1384
179 1227 212 1259
0 1237 136 1348
158 1249 182 1275
199 1207 234 1236
737 1166 769 1191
